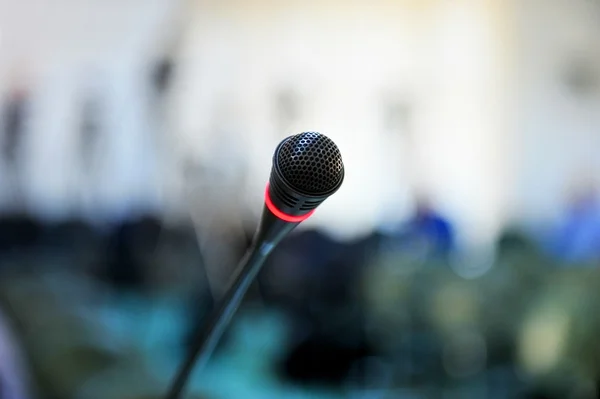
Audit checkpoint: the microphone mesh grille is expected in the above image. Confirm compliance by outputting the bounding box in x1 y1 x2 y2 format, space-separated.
277 132 344 195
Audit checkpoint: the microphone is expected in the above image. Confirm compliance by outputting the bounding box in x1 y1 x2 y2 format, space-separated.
164 132 345 399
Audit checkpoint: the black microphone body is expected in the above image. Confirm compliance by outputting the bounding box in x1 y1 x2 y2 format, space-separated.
164 132 344 399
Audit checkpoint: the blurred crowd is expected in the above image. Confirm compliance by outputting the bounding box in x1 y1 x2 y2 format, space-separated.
0 179 597 398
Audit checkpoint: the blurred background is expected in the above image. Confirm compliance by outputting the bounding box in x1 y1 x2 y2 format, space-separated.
0 0 599 397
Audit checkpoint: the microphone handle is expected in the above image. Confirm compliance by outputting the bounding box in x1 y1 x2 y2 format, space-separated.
164 241 273 399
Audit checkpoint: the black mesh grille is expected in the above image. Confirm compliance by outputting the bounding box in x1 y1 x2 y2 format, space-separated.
277 132 344 195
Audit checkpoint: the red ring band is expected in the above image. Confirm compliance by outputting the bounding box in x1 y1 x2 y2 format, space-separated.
264 183 315 223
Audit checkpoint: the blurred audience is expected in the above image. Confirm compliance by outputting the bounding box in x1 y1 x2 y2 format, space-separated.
0 204 597 397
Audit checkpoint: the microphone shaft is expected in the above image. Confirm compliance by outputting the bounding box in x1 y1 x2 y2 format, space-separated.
164 242 272 399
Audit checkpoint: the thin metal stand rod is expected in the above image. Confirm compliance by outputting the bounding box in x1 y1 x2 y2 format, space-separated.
164 247 267 399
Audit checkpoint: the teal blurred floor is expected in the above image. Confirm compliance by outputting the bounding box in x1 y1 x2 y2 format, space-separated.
82 298 491 399
79 297 351 399
3 278 524 399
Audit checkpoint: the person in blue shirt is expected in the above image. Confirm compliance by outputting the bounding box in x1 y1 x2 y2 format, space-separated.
380 195 455 264
406 196 455 260
552 186 600 265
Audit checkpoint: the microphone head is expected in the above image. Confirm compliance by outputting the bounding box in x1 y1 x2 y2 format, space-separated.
267 132 345 222
276 132 344 195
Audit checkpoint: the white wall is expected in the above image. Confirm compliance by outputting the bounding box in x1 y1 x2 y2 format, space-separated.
0 0 183 222
170 0 514 243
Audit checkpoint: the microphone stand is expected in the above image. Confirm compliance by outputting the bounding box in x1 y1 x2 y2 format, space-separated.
164 130 345 399
164 207 297 399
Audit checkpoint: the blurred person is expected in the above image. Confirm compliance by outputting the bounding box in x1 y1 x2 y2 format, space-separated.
103 215 163 292
259 229 344 308
0 308 33 398
1 87 28 168
151 57 175 98
261 229 378 388
1 85 30 210
551 184 600 265
406 196 454 260
384 195 455 265
475 229 548 372
36 218 107 275
516 267 600 399
0 215 43 264
78 91 103 175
